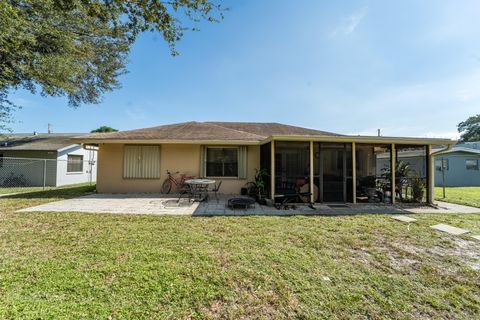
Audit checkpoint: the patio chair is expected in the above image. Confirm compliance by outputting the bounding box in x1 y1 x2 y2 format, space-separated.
177 184 194 203
274 181 313 210
210 181 222 202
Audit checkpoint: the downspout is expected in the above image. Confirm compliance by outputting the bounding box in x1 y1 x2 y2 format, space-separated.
430 143 453 157
82 144 99 187
428 143 454 205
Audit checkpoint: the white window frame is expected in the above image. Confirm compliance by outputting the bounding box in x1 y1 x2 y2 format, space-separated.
466 159 479 171
435 159 449 171
67 154 84 173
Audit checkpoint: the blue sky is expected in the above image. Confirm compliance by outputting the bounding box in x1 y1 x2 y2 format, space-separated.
9 0 480 138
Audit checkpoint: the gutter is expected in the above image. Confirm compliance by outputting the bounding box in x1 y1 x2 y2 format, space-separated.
261 135 456 146
430 143 454 156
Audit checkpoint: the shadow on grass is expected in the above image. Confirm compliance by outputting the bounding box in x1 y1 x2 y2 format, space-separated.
1 185 96 201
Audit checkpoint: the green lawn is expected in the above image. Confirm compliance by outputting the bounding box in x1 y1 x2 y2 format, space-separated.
435 186 480 208
0 182 95 195
1 186 479 319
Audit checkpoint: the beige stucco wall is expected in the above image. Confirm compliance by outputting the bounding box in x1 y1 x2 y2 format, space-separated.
96 143 260 194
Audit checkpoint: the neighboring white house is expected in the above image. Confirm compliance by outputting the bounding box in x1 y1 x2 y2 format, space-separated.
0 133 97 187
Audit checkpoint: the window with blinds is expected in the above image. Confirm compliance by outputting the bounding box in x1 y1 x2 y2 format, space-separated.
67 155 84 173
123 145 161 179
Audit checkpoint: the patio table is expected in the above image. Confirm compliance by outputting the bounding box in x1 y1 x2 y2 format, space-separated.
185 179 216 202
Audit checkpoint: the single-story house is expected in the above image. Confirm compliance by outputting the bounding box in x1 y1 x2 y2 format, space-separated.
75 121 454 204
0 133 97 187
434 142 480 187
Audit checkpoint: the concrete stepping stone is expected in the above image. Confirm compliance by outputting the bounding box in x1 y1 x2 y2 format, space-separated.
430 224 469 235
392 215 417 223
471 235 480 241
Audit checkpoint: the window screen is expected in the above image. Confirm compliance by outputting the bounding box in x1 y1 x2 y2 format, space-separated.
206 147 238 177
67 155 84 172
435 159 449 171
466 159 479 170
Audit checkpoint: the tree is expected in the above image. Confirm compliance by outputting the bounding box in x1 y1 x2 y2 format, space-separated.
457 114 480 142
0 0 224 131
91 126 118 133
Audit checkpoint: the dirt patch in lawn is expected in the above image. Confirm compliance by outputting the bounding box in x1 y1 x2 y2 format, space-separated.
393 238 480 271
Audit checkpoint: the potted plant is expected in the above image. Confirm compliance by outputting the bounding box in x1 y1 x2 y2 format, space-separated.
381 160 413 202
245 168 269 204
411 175 426 203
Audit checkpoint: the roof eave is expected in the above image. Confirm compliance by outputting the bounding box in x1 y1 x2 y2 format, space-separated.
0 148 60 152
75 139 262 145
74 135 456 146
261 135 456 145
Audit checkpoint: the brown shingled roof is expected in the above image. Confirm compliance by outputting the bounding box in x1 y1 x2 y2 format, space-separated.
79 122 267 141
206 122 341 137
77 121 342 142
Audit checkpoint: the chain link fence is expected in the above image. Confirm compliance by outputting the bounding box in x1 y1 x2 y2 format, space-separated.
0 157 96 195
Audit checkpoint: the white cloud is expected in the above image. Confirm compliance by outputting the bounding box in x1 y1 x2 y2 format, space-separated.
422 1 480 43
289 67 480 138
363 68 480 113
10 96 36 108
347 128 459 140
125 107 147 121
423 131 459 140
330 6 368 37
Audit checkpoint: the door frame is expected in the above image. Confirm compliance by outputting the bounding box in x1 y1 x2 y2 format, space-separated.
317 142 351 203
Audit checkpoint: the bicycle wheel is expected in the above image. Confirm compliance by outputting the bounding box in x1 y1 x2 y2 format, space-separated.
161 179 172 194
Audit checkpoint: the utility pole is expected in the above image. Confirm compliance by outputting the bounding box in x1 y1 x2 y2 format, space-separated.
441 157 446 198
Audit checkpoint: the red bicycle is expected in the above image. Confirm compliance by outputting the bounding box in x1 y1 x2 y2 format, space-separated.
161 170 195 194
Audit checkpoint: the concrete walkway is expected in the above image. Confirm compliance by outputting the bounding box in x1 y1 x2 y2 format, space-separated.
429 201 480 214
17 193 480 216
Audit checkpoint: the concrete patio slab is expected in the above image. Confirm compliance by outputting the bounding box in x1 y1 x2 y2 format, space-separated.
392 215 417 223
18 193 199 215
16 193 480 216
430 224 470 235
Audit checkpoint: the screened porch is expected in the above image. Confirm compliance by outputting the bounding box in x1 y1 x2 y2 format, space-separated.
260 140 432 205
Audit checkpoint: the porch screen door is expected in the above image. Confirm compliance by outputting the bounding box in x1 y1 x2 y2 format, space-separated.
318 143 353 203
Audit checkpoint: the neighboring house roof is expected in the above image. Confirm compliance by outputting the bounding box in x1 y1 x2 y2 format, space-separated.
377 149 427 159
453 141 480 150
434 147 480 155
0 133 85 151
74 121 455 145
